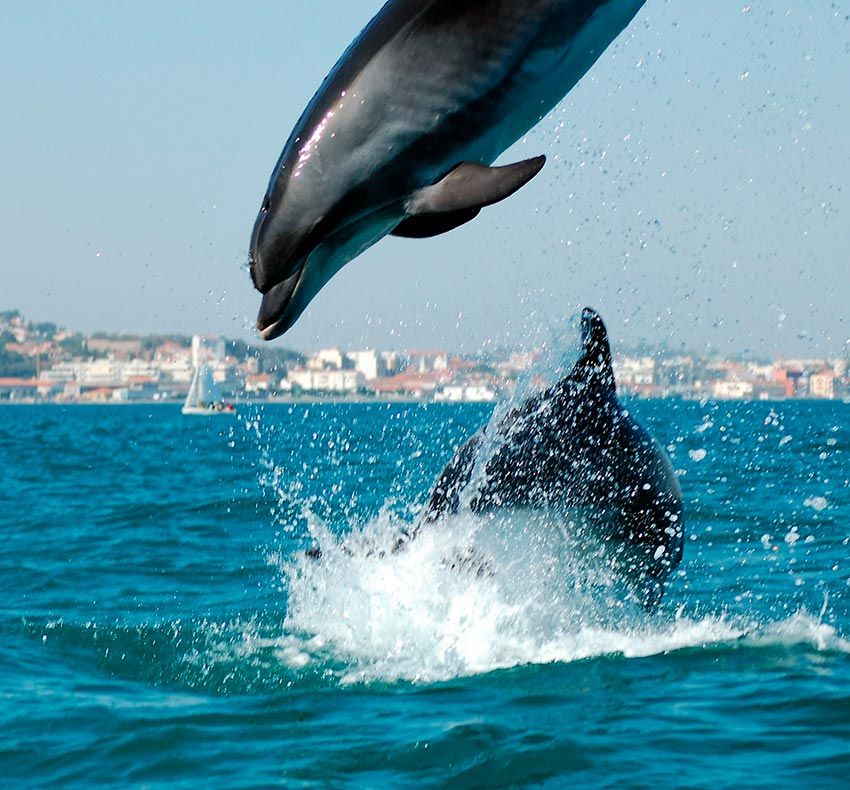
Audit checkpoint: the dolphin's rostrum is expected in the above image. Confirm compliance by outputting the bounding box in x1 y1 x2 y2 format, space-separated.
250 0 647 338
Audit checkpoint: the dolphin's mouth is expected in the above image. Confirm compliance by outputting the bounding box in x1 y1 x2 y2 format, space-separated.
256 265 306 341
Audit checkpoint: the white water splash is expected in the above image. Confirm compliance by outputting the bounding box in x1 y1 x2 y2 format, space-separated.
270 509 850 685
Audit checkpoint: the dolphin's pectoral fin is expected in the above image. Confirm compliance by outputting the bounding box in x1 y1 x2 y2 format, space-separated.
392 156 545 238
405 156 547 218
390 207 481 239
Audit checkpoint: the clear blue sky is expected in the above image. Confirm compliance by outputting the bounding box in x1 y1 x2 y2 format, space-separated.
2 1 848 356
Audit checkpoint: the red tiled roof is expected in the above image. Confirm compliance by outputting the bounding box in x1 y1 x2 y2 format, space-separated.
0 378 54 388
369 374 439 393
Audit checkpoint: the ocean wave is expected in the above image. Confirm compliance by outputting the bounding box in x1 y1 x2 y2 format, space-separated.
276 508 850 685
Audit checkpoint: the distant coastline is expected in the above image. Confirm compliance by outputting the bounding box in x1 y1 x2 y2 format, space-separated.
2 394 848 408
2 308 849 405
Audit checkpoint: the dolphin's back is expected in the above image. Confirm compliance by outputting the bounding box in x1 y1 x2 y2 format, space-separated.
250 1 647 337
420 309 683 604
269 1 543 199
268 0 646 206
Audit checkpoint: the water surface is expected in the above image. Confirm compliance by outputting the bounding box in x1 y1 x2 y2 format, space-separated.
2 400 849 786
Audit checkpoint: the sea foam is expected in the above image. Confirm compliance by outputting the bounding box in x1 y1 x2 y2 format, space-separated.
272 507 849 685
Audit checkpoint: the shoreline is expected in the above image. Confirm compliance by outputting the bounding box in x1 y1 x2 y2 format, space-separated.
1 395 847 407
0 395 451 407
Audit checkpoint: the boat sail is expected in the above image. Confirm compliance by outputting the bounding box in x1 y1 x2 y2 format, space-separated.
181 364 234 415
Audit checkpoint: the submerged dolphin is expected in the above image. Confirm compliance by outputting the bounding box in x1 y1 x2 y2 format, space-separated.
250 0 647 338
419 308 684 607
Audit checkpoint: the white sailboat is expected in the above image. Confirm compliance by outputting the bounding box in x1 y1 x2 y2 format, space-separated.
182 364 235 415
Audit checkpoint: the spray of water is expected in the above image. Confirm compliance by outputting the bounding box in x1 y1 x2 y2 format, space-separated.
241 322 848 686
264 503 848 685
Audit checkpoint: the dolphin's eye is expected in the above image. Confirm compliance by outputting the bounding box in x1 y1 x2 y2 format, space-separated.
261 195 271 213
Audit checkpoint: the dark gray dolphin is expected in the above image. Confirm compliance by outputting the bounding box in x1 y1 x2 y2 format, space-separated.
420 308 683 607
250 0 647 339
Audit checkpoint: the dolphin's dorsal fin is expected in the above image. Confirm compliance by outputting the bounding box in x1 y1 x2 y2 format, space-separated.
392 156 546 239
569 308 616 393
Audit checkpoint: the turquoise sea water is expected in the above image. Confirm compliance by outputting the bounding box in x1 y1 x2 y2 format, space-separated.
2 399 849 787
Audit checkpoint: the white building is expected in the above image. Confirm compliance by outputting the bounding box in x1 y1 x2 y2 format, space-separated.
746 363 776 381
406 350 449 374
156 357 194 383
309 348 346 370
614 356 656 387
713 380 754 400
348 350 381 380
288 368 364 393
809 371 836 400
244 374 272 394
123 359 161 381
42 360 86 384
380 351 402 375
154 345 194 383
42 358 152 387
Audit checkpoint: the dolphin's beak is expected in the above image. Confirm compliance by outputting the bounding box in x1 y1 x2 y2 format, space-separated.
252 216 390 340
256 264 307 341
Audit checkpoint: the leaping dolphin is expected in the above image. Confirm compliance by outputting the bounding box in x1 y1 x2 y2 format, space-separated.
419 308 684 607
250 0 648 339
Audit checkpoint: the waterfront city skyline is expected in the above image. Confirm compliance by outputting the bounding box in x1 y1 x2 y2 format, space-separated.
2 308 847 405
2 1 848 357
